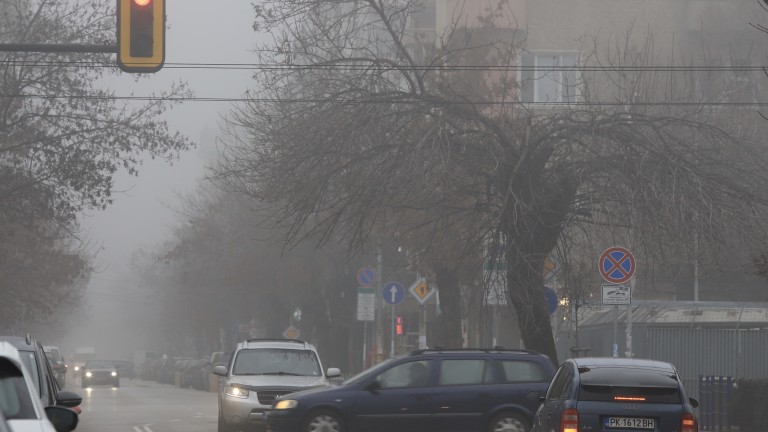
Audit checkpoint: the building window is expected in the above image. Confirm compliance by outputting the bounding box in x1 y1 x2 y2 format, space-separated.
520 52 582 103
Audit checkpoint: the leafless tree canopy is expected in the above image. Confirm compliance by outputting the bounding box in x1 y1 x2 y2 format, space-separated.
214 0 768 362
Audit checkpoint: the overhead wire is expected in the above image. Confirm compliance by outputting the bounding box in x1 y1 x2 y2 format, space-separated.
0 59 766 72
1 93 766 106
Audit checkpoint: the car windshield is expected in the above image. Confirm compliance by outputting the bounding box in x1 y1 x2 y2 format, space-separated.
15 351 39 397
86 360 115 369
0 359 37 420
43 348 60 363
232 349 321 376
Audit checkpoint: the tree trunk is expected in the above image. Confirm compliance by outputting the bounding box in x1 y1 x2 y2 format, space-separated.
433 266 464 348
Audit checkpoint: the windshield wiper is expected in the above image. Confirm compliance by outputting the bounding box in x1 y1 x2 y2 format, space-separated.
261 371 304 376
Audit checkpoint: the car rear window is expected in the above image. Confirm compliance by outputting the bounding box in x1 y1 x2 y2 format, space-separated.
579 384 682 403
578 367 682 403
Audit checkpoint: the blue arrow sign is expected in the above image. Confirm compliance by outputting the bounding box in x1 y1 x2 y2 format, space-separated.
383 281 405 305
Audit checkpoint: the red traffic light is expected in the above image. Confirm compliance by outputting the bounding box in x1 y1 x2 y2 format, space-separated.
396 316 403 335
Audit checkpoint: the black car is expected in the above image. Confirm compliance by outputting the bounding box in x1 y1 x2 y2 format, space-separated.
531 357 699 432
0 335 82 410
266 348 556 432
81 359 120 388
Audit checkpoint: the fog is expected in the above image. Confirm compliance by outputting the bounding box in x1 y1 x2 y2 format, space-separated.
36 0 260 360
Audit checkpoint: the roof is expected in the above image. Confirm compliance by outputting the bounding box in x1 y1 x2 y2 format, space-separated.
239 338 315 351
571 357 676 371
0 342 23 366
579 302 768 328
0 336 36 351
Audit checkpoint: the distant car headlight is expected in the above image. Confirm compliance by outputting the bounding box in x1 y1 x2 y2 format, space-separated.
85 372 92 377
274 399 298 410
111 371 117 377
74 366 80 371
225 385 249 399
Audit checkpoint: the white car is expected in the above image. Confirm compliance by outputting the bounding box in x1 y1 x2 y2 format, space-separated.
0 342 78 432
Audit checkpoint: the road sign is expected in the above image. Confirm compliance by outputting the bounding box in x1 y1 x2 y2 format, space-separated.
356 266 376 287
544 286 558 315
282 325 300 339
357 287 375 321
543 256 559 282
409 278 435 305
599 247 636 284
383 281 405 305
601 284 631 305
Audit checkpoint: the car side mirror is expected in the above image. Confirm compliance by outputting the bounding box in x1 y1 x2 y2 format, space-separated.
690 397 699 408
365 380 382 393
45 406 79 432
212 365 228 377
326 368 341 378
55 391 82 408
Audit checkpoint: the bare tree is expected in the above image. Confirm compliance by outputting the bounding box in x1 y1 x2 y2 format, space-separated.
0 0 192 326
216 0 768 363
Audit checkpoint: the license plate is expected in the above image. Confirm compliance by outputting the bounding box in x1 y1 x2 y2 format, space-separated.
604 417 655 429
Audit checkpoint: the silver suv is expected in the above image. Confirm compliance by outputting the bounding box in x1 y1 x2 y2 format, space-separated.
213 338 340 432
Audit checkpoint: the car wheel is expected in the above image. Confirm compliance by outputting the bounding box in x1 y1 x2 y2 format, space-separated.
488 412 530 432
303 409 344 432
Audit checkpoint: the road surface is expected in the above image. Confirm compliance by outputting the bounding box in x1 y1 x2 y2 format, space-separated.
66 377 218 432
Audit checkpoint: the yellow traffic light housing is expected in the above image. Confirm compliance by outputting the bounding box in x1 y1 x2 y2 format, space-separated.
117 0 165 73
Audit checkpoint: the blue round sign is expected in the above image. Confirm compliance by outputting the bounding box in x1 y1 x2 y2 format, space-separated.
383 281 405 305
544 286 558 315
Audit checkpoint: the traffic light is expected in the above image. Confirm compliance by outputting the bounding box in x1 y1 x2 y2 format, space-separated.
396 316 403 336
117 0 165 73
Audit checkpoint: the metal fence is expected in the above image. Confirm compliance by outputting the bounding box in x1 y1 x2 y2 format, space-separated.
698 376 734 431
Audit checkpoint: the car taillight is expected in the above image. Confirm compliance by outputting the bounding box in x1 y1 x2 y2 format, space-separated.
681 413 696 432
561 408 578 432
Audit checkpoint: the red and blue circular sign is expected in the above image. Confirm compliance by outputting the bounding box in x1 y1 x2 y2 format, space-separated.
599 247 636 284
356 266 376 287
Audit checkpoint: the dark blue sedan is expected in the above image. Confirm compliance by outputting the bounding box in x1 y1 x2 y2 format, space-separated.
266 348 556 432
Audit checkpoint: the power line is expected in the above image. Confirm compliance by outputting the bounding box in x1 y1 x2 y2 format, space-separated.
1 93 766 106
0 60 766 72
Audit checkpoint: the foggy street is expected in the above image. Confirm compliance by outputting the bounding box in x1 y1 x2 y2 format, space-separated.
70 377 217 432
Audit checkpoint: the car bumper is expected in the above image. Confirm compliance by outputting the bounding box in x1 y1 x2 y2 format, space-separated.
220 394 271 427
265 410 303 432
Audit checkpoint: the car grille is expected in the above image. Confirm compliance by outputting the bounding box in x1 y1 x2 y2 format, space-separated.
257 390 293 405
90 371 112 379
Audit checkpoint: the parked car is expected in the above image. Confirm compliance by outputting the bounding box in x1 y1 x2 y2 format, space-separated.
81 360 119 388
0 335 82 412
266 347 555 432
0 341 79 432
214 338 340 432
531 357 699 432
43 346 67 388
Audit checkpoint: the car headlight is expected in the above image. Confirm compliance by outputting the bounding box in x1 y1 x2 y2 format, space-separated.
85 372 92 377
225 385 249 399
111 371 118 377
74 366 80 371
274 399 298 410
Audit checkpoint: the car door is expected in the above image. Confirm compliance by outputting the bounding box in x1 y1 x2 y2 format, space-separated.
429 357 496 432
352 359 435 432
535 363 571 432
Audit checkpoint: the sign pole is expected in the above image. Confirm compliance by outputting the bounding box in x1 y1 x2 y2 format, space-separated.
612 305 619 357
362 321 368 369
390 304 395 358
419 305 427 349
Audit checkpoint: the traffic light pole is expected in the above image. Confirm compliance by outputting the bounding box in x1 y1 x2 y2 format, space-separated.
0 44 117 53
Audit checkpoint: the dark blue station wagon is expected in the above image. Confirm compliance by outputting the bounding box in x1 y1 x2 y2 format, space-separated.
266 348 556 432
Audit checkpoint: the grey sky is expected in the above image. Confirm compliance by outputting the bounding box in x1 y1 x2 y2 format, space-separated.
60 0 262 356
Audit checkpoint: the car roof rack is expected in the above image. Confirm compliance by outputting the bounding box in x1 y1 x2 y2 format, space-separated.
243 338 310 349
410 347 540 355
